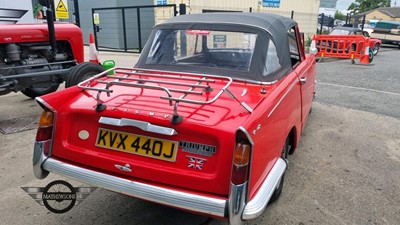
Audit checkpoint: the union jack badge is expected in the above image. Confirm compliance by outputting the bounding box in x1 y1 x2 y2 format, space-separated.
187 156 206 170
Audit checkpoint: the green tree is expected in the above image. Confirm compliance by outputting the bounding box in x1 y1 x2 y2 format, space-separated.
348 0 391 14
335 10 346 20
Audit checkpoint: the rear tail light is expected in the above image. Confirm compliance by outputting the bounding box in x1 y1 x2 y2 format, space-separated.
36 111 54 142
231 130 252 185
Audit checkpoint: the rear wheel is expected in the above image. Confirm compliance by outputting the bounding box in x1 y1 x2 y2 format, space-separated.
269 137 289 204
21 84 60 98
65 62 105 88
369 47 374 63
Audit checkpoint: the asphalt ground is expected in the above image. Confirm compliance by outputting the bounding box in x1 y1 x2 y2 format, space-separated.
316 45 400 118
0 46 399 225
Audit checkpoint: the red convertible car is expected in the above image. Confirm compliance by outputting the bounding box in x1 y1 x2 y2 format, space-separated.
329 27 382 55
33 13 316 224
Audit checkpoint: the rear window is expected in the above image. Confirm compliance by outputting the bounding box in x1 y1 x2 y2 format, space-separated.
263 39 281 75
145 29 257 72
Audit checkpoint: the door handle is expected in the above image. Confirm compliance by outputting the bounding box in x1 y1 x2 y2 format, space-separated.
300 77 307 85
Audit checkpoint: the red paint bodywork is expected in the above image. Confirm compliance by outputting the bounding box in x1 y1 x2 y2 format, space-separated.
37 23 316 217
340 37 382 53
328 27 382 52
0 23 84 63
368 38 382 48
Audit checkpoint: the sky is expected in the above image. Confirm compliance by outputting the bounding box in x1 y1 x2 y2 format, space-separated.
336 0 398 11
336 0 355 11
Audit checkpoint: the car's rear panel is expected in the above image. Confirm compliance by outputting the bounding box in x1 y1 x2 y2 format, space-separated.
45 70 264 196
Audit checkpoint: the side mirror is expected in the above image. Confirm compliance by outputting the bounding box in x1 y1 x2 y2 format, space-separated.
309 39 318 55
309 48 318 55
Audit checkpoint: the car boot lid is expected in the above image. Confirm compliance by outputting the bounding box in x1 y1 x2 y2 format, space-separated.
72 67 268 128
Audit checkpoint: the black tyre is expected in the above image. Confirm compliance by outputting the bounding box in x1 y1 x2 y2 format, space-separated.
65 62 105 88
372 43 380 56
269 137 289 204
369 47 374 63
21 84 60 98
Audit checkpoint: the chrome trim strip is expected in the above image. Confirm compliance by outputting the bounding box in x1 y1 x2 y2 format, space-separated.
268 79 298 118
227 126 253 225
233 78 277 85
99 117 178 136
225 89 253 113
238 126 254 145
240 102 253 113
34 97 56 156
35 97 55 112
242 158 287 220
33 141 50 179
237 126 254 200
42 158 227 217
229 183 247 225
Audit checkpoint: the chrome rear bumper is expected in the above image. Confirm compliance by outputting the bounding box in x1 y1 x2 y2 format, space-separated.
43 157 227 217
33 141 286 224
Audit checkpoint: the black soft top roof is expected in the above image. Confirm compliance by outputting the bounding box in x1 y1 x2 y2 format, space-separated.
137 13 298 82
161 13 297 35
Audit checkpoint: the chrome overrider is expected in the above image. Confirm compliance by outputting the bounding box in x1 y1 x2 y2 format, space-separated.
33 142 287 225
229 158 287 223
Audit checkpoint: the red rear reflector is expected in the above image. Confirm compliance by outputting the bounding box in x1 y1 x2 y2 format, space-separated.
231 163 250 185
36 127 53 142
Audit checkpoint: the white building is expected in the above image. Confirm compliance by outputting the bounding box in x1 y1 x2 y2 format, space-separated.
155 0 320 36
0 0 320 50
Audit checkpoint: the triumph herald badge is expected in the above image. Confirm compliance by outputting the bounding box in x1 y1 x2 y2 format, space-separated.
179 141 216 157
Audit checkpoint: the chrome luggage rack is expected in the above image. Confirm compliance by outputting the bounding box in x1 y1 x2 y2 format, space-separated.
77 67 253 124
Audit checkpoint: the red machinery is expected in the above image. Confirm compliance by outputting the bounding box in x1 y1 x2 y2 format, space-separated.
0 1 103 98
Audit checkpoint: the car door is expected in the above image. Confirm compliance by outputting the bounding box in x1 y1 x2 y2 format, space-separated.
288 26 316 130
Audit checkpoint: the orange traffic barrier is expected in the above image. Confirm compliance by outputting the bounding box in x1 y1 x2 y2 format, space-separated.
89 33 100 64
312 35 370 64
